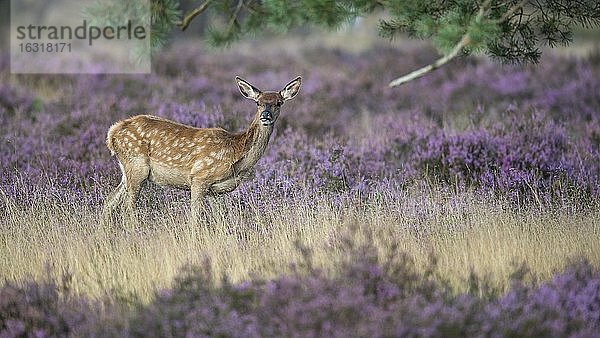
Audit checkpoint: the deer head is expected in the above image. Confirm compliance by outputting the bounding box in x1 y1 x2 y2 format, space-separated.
235 76 302 126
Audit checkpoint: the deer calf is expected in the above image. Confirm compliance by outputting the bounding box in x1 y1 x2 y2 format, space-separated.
103 76 302 223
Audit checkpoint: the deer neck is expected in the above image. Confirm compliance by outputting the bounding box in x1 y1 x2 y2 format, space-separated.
234 116 274 173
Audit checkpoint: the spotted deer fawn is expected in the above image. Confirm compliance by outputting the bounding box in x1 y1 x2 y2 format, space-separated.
103 76 302 223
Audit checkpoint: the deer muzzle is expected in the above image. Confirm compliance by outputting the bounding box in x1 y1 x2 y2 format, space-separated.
260 110 274 125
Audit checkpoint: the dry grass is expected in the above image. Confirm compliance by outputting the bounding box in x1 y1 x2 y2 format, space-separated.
1 188 598 303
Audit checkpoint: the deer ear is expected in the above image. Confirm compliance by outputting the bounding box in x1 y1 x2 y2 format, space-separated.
280 76 302 101
236 76 261 102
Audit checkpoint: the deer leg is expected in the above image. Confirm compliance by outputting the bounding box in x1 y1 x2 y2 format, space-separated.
102 161 129 225
102 179 126 224
123 158 150 226
190 179 209 224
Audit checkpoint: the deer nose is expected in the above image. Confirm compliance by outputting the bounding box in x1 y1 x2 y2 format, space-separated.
260 110 273 121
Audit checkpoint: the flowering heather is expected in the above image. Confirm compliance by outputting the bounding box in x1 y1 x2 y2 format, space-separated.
2 46 599 208
129 248 600 337
1 40 599 336
1 243 599 337
412 115 597 202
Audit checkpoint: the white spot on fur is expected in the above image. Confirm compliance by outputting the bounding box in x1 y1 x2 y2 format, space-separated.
192 161 204 172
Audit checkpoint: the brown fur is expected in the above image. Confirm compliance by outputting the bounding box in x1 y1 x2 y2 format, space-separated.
102 76 301 223
106 114 265 187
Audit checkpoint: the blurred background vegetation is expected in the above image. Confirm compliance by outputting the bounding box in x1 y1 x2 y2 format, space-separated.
1 2 599 330
2 0 599 82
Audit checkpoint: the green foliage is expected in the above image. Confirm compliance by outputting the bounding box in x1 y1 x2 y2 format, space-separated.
488 0 600 62
466 17 500 54
151 0 182 51
204 0 370 46
83 0 181 58
85 0 600 64
380 0 600 63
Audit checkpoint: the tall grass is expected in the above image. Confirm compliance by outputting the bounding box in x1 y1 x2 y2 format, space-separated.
1 41 599 334
2 183 598 303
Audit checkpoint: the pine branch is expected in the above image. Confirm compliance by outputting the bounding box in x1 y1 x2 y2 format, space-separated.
388 1 490 88
178 0 213 31
388 34 471 87
494 0 529 23
227 0 244 33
